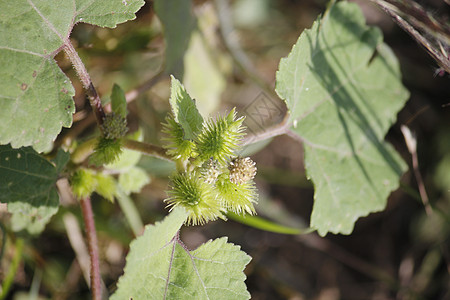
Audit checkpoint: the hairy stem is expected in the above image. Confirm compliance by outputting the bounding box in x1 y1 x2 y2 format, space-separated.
123 139 172 161
63 41 106 128
242 114 291 146
80 197 102 300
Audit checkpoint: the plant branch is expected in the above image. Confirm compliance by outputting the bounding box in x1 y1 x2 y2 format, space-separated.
56 70 165 150
124 70 166 104
123 139 172 161
401 125 432 215
370 0 450 74
242 114 291 146
64 41 106 128
80 197 102 300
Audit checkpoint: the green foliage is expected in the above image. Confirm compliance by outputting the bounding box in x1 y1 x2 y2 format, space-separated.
0 0 144 152
0 145 69 234
154 0 195 78
162 79 258 224
0 0 422 298
168 76 204 140
112 208 251 300
275 2 408 236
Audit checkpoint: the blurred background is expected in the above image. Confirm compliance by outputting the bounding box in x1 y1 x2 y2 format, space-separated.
1 0 449 299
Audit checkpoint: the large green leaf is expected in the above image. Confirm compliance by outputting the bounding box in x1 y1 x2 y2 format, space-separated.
275 2 408 236
112 208 252 300
154 0 195 78
0 145 69 234
169 76 204 140
0 0 144 152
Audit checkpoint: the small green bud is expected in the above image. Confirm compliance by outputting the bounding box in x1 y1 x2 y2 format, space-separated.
162 116 196 160
101 112 128 139
71 168 97 199
166 172 225 225
228 157 257 185
90 137 123 166
196 108 245 163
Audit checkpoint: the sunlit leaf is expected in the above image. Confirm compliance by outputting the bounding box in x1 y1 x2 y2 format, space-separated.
275 2 408 236
112 207 251 300
169 76 204 140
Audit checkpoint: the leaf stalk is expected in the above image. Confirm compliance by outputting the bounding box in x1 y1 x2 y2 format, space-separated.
80 196 102 300
63 41 106 128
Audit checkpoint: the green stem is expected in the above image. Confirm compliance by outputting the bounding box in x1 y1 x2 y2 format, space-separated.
0 238 24 300
116 188 144 236
123 139 172 161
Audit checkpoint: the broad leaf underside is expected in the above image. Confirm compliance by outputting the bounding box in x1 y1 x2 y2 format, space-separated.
275 2 409 235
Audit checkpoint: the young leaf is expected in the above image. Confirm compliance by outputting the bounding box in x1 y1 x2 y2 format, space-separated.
111 83 128 118
0 145 69 234
154 0 195 78
0 0 144 151
112 207 252 300
169 76 204 140
275 2 408 236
